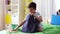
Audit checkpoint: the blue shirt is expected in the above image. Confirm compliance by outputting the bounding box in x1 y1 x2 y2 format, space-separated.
22 13 41 33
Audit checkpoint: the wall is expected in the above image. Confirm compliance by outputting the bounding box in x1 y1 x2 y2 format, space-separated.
0 0 5 30
19 0 32 23
55 0 60 11
19 0 26 23
33 0 56 24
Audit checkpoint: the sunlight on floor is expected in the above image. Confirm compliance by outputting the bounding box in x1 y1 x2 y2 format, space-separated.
0 30 6 34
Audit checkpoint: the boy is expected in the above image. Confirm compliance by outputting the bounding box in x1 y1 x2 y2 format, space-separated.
13 2 43 33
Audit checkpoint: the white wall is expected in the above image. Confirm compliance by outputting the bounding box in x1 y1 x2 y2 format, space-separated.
33 0 56 23
19 0 26 23
55 0 60 11
0 0 5 30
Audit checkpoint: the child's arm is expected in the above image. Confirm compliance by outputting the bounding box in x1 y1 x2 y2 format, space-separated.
34 16 43 22
31 12 43 22
12 20 26 31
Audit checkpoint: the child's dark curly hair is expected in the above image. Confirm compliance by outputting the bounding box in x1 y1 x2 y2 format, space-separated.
59 9 60 12
28 2 36 10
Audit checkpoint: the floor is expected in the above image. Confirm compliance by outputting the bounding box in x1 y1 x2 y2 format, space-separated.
0 30 6 34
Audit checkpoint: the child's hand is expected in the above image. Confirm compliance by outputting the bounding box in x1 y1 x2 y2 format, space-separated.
12 29 18 31
10 29 17 32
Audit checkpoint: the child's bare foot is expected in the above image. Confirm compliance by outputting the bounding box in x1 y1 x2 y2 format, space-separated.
38 28 43 32
39 29 43 32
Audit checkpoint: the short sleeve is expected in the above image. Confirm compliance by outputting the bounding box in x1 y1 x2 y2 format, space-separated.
24 14 30 21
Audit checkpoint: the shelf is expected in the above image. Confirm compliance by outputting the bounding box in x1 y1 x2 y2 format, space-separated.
11 4 18 6
11 6 18 10
5 0 19 24
4 5 11 6
11 0 18 4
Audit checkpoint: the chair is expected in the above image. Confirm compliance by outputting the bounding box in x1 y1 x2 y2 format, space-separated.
51 15 60 25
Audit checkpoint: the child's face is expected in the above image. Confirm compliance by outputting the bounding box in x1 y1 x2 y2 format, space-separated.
29 8 36 13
